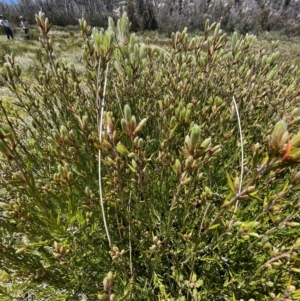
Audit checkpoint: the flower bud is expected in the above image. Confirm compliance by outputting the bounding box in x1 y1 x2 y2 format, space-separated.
184 135 192 152
200 137 211 149
185 155 194 170
291 131 300 148
153 236 159 244
287 149 300 161
131 116 137 130
190 125 200 149
121 119 128 132
234 176 240 193
292 171 300 184
287 285 296 292
110 294 116 301
246 186 256 193
124 105 131 124
0 202 9 209
103 272 114 291
173 159 182 176
269 120 288 153
134 118 147 134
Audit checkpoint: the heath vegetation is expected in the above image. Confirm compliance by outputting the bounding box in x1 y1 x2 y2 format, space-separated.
1 11 300 301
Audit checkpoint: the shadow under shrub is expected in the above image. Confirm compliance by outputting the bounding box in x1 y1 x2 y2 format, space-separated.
1 12 300 301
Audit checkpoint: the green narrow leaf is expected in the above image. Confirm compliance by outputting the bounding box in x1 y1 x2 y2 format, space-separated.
209 224 220 230
226 173 234 192
57 211 61 226
291 268 300 273
249 193 263 201
127 164 137 173
248 232 260 238
282 180 290 192
287 276 293 287
292 290 300 298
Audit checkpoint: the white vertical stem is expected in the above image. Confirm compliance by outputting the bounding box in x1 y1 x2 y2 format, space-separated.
232 96 244 214
98 62 111 247
128 192 133 276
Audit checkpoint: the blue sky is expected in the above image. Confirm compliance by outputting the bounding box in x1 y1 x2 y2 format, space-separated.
1 0 19 3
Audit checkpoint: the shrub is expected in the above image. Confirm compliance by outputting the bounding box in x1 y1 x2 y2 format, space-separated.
1 12 300 301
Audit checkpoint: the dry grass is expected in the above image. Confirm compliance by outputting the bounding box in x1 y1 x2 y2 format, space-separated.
0 27 84 103
1 26 300 105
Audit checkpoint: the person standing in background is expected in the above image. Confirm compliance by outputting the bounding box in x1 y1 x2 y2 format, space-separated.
19 16 29 40
0 14 14 40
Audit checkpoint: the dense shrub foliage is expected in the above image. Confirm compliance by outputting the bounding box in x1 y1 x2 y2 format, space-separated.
1 12 300 301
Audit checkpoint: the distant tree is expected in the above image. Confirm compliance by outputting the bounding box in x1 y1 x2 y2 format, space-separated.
127 0 139 31
142 2 158 30
127 0 135 21
179 0 182 14
134 0 158 30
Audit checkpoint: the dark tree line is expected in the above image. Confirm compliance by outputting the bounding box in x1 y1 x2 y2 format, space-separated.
0 0 120 26
0 0 299 35
0 0 212 31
